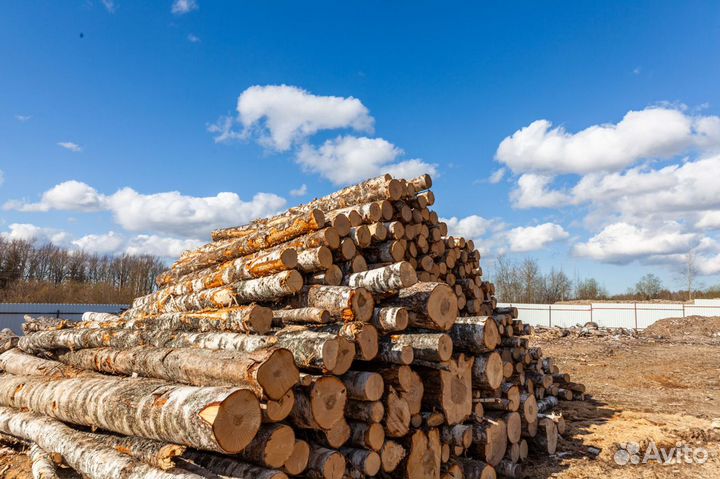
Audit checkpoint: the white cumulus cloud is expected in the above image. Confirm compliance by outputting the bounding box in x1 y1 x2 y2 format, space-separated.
1 223 72 246
5 180 106 212
227 85 374 151
506 223 569 252
106 188 285 237
510 174 570 209
72 231 125 255
572 222 697 264
125 234 203 258
696 211 720 230
443 215 507 256
4 181 287 238
496 107 720 175
296 136 436 185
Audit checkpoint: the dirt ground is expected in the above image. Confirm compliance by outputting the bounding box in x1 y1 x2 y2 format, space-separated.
525 324 720 478
1 321 719 478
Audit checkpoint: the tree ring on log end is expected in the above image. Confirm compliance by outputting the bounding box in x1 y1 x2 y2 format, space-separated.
212 389 261 453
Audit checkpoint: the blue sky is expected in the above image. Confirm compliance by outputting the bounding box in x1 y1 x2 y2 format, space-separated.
2 1 720 294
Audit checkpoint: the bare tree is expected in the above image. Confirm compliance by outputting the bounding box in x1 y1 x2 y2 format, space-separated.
634 273 664 300
542 268 572 303
575 278 607 300
683 251 699 301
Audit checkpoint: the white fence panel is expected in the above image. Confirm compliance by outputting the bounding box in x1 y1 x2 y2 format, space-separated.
498 301 720 329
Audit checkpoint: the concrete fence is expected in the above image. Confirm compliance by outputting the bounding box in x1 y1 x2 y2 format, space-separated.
497 301 720 329
0 303 128 334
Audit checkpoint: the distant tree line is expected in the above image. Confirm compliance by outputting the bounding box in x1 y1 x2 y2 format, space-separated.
0 238 166 304
491 256 720 303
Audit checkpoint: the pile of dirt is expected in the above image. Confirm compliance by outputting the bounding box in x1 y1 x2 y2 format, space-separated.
643 315 720 339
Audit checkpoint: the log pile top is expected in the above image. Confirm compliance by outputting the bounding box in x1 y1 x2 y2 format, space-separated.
0 173 587 479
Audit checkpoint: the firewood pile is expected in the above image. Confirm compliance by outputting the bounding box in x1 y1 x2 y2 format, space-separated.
0 174 587 479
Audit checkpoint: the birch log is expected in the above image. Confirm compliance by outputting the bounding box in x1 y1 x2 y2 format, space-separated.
420 354 474 425
55 346 298 400
289 376 347 430
182 451 288 479
387 333 453 362
0 375 261 453
450 316 500 353
211 209 325 242
384 282 458 331
171 210 324 276
29 443 59 479
154 270 303 314
280 285 374 322
283 439 310 476
0 348 95 379
0 329 19 353
0 407 202 479
122 306 273 334
272 307 332 325
313 322 378 361
371 307 408 333
306 445 346 479
340 371 384 401
237 423 296 468
159 247 298 293
346 262 417 293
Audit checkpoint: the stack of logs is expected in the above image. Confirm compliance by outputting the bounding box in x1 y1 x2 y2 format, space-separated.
0 174 587 479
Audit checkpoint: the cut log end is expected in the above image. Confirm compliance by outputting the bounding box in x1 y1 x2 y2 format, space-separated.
211 389 262 453
280 248 299 269
350 288 374 323
331 337 356 375
257 348 300 401
248 305 274 335
284 439 310 476
437 334 454 362
428 284 459 331
311 376 347 430
263 389 295 423
283 270 305 294
355 324 379 361
263 425 297 468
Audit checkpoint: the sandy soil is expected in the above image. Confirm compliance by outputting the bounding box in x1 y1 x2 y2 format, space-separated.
525 329 720 478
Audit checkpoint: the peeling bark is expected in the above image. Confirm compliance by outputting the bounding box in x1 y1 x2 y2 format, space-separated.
0 407 202 479
279 285 374 322
29 443 59 479
272 307 332 325
0 374 261 453
55 346 298 400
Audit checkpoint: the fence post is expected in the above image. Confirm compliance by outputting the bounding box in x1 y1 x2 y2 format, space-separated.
590 304 593 324
548 304 552 328
56 309 60 319
634 302 638 330
682 303 686 318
